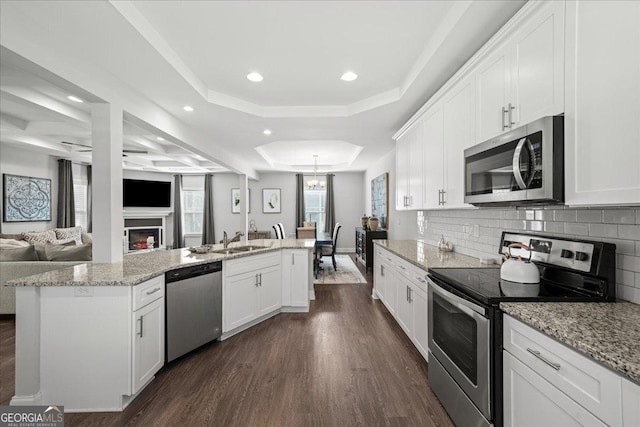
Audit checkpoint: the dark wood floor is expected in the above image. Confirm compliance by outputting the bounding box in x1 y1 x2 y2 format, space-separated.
0 254 453 426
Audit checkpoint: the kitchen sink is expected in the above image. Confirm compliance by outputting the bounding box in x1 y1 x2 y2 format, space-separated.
207 245 268 255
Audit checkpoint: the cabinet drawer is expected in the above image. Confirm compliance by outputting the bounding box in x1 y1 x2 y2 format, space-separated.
224 252 280 277
133 275 165 311
503 315 622 426
392 257 428 293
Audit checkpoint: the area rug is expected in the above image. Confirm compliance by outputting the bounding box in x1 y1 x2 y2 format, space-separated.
314 254 367 284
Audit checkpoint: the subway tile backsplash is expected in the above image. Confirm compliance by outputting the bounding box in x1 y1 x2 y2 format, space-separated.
417 206 640 304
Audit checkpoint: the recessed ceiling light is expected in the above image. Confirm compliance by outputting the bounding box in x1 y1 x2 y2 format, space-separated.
156 137 164 141
68 95 83 103
247 72 264 82
183 105 194 112
341 71 358 82
263 129 272 135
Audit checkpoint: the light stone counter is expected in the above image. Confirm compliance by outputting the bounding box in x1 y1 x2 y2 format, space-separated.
373 239 494 271
5 239 315 287
501 302 640 384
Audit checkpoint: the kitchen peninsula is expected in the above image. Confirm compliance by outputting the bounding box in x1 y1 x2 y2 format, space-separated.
6 239 315 412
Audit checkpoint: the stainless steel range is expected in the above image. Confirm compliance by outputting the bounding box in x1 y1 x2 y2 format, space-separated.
427 232 616 427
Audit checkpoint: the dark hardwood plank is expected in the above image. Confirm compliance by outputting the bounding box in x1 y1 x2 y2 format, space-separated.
0 254 453 427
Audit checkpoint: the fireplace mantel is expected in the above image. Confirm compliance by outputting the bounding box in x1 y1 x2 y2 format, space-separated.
123 210 172 219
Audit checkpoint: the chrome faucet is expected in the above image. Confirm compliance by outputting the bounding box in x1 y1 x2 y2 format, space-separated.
223 231 245 248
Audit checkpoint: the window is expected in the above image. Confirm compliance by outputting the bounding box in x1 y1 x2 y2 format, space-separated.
73 182 88 231
182 190 204 234
304 184 326 232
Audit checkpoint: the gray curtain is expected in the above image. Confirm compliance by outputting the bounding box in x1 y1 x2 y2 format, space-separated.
202 173 215 244
173 175 184 249
56 159 75 228
325 174 335 233
86 165 92 232
295 173 305 227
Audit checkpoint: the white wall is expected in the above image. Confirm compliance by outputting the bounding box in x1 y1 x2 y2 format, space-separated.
0 144 58 234
363 149 416 240
332 172 365 252
248 172 297 239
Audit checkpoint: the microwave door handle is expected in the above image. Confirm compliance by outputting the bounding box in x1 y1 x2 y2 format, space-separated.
512 137 528 190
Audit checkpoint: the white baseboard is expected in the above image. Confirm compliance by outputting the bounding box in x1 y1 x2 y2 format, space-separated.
309 289 316 300
10 391 42 406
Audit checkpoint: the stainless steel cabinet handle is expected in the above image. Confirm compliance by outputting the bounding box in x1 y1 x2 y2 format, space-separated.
502 106 510 130
259 273 262 287
381 265 384 277
406 285 409 301
408 287 412 303
146 287 161 295
527 348 561 370
416 277 425 283
441 190 446 205
255 273 259 287
508 103 516 127
138 316 143 338
398 265 406 270
292 253 295 265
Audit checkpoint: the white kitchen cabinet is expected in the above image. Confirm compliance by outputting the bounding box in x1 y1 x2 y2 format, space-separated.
383 263 399 317
411 284 428 360
396 118 423 210
476 1 564 142
504 351 607 427
223 252 282 334
132 297 164 394
565 0 640 206
373 248 386 301
503 314 640 427
396 281 413 336
281 249 312 310
422 102 444 209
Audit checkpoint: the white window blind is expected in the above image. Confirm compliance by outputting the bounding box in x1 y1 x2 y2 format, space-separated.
73 182 88 231
182 190 204 234
304 187 326 232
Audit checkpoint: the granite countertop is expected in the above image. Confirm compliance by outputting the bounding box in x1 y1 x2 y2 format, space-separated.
374 239 495 271
5 239 315 287
501 302 640 384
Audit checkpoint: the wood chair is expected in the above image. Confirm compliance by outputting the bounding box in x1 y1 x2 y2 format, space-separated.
318 222 342 271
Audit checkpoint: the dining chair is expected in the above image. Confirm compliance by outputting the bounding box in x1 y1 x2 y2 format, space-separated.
318 222 342 271
277 223 286 239
272 224 283 239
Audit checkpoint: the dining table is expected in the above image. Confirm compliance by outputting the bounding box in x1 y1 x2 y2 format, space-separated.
314 231 332 278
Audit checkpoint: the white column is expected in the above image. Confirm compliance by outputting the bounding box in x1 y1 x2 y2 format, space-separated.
91 103 123 263
11 287 42 406
239 174 248 241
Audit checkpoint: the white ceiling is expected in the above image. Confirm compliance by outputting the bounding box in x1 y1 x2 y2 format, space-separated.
0 0 526 175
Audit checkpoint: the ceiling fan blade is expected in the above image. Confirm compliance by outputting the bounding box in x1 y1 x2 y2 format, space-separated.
123 149 148 154
61 141 92 149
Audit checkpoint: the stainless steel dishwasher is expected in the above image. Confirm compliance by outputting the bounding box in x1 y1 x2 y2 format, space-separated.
165 261 222 363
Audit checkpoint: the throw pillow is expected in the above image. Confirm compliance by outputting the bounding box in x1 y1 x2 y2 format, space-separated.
23 230 56 245
0 245 38 261
55 226 83 245
45 243 92 261
0 233 24 241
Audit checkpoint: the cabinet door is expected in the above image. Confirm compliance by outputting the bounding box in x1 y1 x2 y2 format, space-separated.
257 265 282 317
396 281 412 336
373 249 385 300
504 351 607 427
408 117 424 209
476 45 511 142
383 264 398 316
422 103 444 209
132 298 164 394
289 250 310 307
411 285 428 361
395 136 411 210
511 0 564 126
443 76 475 209
223 271 259 332
565 1 640 206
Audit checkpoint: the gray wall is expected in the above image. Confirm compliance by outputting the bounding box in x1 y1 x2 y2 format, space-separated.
0 144 59 234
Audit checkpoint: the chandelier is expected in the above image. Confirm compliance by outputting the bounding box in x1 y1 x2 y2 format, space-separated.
307 155 326 189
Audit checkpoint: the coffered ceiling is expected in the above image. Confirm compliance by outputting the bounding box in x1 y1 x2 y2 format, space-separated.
0 0 526 176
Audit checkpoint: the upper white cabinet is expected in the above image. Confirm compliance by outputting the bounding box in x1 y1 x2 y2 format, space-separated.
476 1 565 143
565 0 640 206
396 118 424 210
422 102 445 209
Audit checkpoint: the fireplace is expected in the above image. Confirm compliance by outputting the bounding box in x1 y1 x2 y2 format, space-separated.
126 227 162 251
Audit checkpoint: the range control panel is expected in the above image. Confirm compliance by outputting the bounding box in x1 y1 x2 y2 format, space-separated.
500 232 594 273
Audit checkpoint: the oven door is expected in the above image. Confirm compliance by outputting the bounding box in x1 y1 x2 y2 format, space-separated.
428 277 491 419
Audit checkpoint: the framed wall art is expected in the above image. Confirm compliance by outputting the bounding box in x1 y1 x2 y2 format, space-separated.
262 188 281 213
3 174 52 222
231 188 250 214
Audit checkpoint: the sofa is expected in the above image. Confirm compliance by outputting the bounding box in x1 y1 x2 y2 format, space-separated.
0 226 93 314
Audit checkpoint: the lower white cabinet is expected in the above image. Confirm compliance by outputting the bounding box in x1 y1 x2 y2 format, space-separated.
373 246 429 361
223 252 282 334
504 315 640 427
281 249 313 310
504 351 607 427
132 297 164 394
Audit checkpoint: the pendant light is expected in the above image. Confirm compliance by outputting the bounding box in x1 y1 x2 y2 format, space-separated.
307 155 326 189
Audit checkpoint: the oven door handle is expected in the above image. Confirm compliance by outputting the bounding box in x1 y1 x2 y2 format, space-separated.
428 278 486 316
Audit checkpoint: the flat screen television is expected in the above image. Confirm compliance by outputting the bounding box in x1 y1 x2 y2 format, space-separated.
123 179 171 208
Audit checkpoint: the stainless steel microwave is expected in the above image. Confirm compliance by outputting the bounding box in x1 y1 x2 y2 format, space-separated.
464 115 564 206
